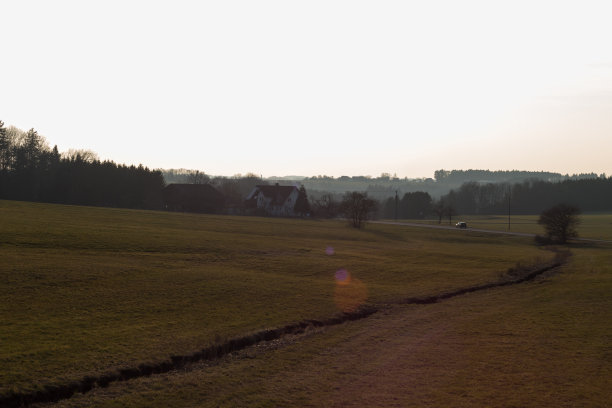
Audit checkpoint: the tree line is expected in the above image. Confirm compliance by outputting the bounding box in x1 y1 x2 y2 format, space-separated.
439 179 612 215
432 169 602 183
295 169 605 201
0 121 165 209
3 120 610 217
378 177 611 220
0 125 293 215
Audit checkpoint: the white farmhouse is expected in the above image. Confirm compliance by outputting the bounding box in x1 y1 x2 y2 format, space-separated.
245 184 300 216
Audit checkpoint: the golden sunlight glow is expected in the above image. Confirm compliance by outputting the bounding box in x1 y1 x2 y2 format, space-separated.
334 269 368 313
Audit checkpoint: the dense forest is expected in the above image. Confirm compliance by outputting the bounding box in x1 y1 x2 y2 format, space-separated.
0 122 164 209
440 178 612 215
379 178 612 219
0 122 271 212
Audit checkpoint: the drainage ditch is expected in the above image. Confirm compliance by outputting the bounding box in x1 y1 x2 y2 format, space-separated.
1 257 565 408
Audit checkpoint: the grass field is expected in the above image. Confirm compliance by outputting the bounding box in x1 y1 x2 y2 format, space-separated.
1 200 610 407
47 247 612 408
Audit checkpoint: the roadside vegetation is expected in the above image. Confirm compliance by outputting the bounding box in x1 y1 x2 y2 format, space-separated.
537 204 581 244
0 199 548 399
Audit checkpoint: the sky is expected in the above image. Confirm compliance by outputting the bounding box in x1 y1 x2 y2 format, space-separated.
2 0 611 178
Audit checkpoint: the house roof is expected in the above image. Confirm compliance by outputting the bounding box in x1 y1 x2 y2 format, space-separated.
162 183 225 213
247 184 298 205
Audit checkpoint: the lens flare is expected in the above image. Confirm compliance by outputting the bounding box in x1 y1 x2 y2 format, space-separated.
335 268 350 285
334 277 367 313
325 246 335 255
333 268 367 313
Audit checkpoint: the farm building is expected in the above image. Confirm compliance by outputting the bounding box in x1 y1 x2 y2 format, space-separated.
245 184 300 216
162 183 224 213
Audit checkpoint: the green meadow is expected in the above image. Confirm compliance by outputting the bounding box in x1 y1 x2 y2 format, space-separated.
1 200 610 407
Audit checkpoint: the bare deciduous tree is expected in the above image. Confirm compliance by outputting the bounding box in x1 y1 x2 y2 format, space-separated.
62 149 99 163
312 194 339 218
188 170 210 184
433 200 445 224
537 204 581 244
340 192 378 228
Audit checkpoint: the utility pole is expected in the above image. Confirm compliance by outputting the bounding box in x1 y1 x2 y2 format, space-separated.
394 190 398 221
507 188 511 231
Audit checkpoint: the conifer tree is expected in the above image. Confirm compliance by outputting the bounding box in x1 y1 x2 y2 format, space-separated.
294 185 311 216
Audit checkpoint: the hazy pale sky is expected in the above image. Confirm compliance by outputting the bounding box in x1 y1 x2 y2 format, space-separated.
2 0 611 178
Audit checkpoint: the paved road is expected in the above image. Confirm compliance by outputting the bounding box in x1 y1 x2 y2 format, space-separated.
372 220 612 244
372 220 536 237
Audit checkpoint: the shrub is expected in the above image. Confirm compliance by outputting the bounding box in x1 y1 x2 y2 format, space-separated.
537 204 580 244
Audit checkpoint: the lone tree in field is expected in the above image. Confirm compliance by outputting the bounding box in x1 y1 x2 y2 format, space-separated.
538 204 580 244
341 191 378 228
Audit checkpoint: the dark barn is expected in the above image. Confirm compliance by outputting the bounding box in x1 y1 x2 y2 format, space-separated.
162 184 225 214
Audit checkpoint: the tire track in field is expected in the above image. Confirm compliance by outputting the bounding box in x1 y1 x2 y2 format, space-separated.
1 257 566 407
